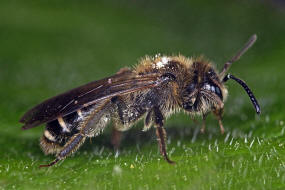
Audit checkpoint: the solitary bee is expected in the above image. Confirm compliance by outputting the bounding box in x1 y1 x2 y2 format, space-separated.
20 35 260 167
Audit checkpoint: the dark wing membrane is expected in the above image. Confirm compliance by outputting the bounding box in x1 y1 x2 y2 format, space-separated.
20 71 161 130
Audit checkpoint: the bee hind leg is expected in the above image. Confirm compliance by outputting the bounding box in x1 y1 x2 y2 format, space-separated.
153 107 175 164
40 134 86 168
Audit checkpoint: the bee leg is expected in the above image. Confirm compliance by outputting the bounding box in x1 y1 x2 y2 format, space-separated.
190 116 199 125
200 114 208 134
110 96 128 150
213 108 225 134
153 107 175 164
111 127 122 151
39 158 60 168
40 134 86 167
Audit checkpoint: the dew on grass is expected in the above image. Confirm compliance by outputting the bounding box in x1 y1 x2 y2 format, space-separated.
253 154 257 161
234 141 240 151
275 168 280 178
167 136 172 144
232 160 235 168
113 165 122 176
170 147 176 155
249 138 255 149
248 130 253 138
265 152 270 161
229 137 234 146
208 144 212 151
115 150 119 158
6 164 9 172
155 174 160 181
191 127 199 143
204 155 208 162
99 146 105 156
257 137 261 145
258 154 263 166
272 146 277 153
263 176 266 185
177 140 181 147
243 165 248 177
214 139 218 146
224 132 230 143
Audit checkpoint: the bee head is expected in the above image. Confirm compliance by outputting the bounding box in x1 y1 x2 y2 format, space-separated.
181 61 227 114
180 34 260 115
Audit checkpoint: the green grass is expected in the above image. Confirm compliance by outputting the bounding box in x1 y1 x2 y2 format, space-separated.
1 0 285 189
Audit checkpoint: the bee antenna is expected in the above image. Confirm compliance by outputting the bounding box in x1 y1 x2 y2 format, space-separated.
223 74 261 115
220 34 257 79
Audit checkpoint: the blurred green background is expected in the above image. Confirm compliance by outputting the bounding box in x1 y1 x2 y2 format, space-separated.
0 0 285 189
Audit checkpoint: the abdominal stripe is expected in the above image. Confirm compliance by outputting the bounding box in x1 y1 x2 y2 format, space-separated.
44 111 82 146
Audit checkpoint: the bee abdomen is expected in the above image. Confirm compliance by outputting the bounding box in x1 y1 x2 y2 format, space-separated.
40 111 82 155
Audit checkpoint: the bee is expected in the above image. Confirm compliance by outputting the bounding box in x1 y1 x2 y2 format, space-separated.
20 34 261 167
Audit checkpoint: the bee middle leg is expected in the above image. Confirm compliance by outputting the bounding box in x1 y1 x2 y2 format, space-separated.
110 96 129 150
153 107 175 164
111 127 122 151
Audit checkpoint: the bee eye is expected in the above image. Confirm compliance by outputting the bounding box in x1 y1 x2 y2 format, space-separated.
186 84 195 93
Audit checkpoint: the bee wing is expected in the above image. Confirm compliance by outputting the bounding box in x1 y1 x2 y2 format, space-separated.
20 71 162 130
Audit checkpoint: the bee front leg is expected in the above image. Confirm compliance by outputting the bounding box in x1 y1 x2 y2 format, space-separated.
40 134 86 167
200 113 208 134
213 108 225 134
153 107 175 164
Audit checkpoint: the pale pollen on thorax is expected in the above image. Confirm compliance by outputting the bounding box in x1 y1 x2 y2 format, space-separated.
153 56 170 69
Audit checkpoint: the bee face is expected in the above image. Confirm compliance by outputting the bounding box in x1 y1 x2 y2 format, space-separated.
181 61 227 113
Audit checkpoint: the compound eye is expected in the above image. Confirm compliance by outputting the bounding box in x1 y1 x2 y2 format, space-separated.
186 83 195 93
